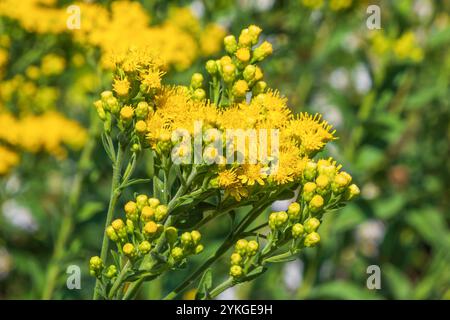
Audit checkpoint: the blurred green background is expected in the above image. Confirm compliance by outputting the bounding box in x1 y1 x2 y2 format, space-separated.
0 0 449 299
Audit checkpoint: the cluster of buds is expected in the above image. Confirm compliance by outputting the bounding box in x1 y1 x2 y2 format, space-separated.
205 25 272 104
169 230 204 265
229 239 259 278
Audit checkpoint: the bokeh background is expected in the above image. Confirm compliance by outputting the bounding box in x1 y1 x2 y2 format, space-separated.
0 0 449 299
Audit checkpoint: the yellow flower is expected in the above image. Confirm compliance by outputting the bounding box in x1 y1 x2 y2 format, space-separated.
238 164 267 186
218 169 238 188
113 77 131 97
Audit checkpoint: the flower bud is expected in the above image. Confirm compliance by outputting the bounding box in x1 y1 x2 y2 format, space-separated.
155 204 168 222
111 219 127 238
235 239 248 256
148 197 160 208
126 219 134 234
143 221 158 238
113 78 130 97
302 182 316 202
141 206 154 222
230 265 243 278
232 80 249 98
181 232 193 247
165 226 178 244
292 223 305 238
309 195 324 213
253 41 273 62
135 101 149 119
206 60 218 75
345 184 360 201
101 90 113 102
252 81 267 95
224 35 238 54
332 172 352 194
135 120 147 134
106 97 119 114
195 244 204 254
247 240 259 256
193 88 206 101
254 66 263 81
124 201 137 220
191 230 202 245
316 174 330 196
304 218 320 233
89 256 103 277
303 161 317 181
222 63 236 83
105 265 117 279
106 226 119 242
138 240 152 254
243 65 256 82
120 106 134 122
238 29 252 47
272 211 288 229
123 243 136 258
94 100 106 120
304 232 320 247
136 194 148 210
248 25 262 44
230 252 243 265
219 56 232 67
287 202 301 220
171 247 184 261
236 47 251 64
190 73 204 89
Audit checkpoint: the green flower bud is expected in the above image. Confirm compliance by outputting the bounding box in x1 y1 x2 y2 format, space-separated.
106 226 119 242
275 211 288 228
106 97 119 114
171 247 184 261
304 232 320 247
165 226 178 244
191 230 202 245
126 219 134 234
243 65 256 82
230 252 243 265
193 88 206 101
206 60 218 75
105 265 117 279
94 100 106 120
222 63 236 83
224 35 238 54
302 182 317 202
136 194 148 210
230 265 243 278
247 240 259 256
89 256 103 278
138 240 152 254
309 195 324 213
235 239 248 256
154 204 168 222
345 184 360 201
287 202 301 220
101 90 113 102
303 161 317 181
181 232 193 247
123 243 136 258
195 244 204 255
148 197 160 208
141 206 155 222
112 219 127 239
304 218 320 233
135 101 149 119
190 73 204 89
292 223 305 238
253 41 273 62
248 25 262 44
252 81 267 95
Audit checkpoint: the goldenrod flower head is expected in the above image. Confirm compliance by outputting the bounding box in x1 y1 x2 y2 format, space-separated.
221 63 236 83
123 243 136 257
304 161 318 181
165 226 178 244
224 35 238 54
238 29 252 47
232 79 249 98
138 241 152 254
181 232 193 247
171 247 184 261
190 73 204 89
345 184 360 201
304 232 321 247
309 194 324 212
231 252 243 265
136 101 150 119
105 265 117 279
236 47 251 63
247 240 259 256
238 163 267 186
254 66 264 81
243 64 256 82
143 221 158 237
120 106 134 121
89 256 103 277
304 218 321 233
206 60 218 74
288 202 301 219
124 201 137 218
230 265 243 278
106 226 119 242
253 41 273 62
235 239 248 256
191 230 202 245
248 25 262 44
141 206 155 222
193 88 206 101
148 197 160 208
136 194 148 208
113 77 130 96
101 90 114 102
316 174 330 189
292 223 305 238
140 69 164 92
218 169 238 188
112 219 125 231
135 120 147 134
155 204 168 222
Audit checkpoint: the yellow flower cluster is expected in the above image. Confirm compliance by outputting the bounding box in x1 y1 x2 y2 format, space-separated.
0 145 19 176
301 0 353 11
0 111 87 160
371 31 424 63
0 1 225 70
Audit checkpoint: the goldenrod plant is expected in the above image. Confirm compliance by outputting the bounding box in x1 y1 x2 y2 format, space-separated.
89 27 359 300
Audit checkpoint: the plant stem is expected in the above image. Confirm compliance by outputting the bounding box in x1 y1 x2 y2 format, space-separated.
108 260 131 299
209 277 234 299
93 142 125 299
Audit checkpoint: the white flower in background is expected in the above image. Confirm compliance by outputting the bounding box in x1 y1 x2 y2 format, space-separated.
414 0 433 21
0 247 12 280
329 68 350 91
190 0 205 18
343 33 362 53
216 286 238 300
355 219 386 257
361 182 380 200
312 95 344 128
238 0 275 11
5 174 21 194
283 259 303 292
2 200 38 232
352 64 372 94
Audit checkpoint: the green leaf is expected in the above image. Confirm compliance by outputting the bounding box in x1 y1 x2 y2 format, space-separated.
406 208 450 250
196 268 213 300
308 281 382 300
243 266 267 282
383 264 413 299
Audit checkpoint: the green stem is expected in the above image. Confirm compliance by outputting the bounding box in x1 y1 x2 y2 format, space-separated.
108 261 131 299
209 277 234 299
93 142 125 299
